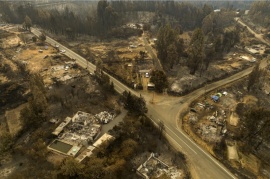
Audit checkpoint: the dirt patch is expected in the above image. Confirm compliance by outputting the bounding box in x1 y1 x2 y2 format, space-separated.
243 95 258 105
0 74 9 83
228 112 239 126
47 153 66 167
227 142 239 161
18 45 55 74
0 29 18 49
183 113 215 156
5 103 27 136
240 153 261 175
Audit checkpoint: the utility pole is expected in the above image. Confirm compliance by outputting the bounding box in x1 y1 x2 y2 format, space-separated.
151 91 155 103
204 83 207 100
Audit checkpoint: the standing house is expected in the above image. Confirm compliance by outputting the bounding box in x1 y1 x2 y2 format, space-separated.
139 69 151 78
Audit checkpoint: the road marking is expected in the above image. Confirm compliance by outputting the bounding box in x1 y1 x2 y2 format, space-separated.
32 28 236 178
165 132 182 150
148 116 197 154
176 123 236 178
166 125 198 154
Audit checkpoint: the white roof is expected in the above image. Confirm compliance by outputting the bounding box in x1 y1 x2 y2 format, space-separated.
52 117 72 136
93 133 114 147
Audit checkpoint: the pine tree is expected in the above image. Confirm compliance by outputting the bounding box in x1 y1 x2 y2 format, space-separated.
187 28 205 75
247 64 264 91
24 15 32 31
150 70 168 93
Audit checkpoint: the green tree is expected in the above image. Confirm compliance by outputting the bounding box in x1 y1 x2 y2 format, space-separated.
123 91 134 110
24 15 32 31
20 74 47 129
187 28 205 75
119 139 138 159
60 157 85 177
122 91 147 115
156 24 177 67
139 51 146 63
249 1 270 28
32 36 37 42
65 27 75 39
0 132 14 154
150 70 168 93
175 37 184 58
202 4 213 17
97 0 118 34
135 95 148 114
166 44 178 69
223 28 240 52
243 108 270 150
28 139 48 161
96 71 114 93
158 121 165 140
247 64 265 91
39 33 46 45
84 157 105 178
95 58 103 75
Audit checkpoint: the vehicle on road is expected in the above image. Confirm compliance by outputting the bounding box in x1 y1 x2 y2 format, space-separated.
60 49 66 53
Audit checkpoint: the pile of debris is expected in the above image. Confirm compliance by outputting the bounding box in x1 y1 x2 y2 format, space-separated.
95 111 115 124
189 112 198 124
137 153 183 179
52 111 102 146
197 123 222 143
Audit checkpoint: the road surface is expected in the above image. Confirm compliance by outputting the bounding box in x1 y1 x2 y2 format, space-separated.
235 17 270 46
31 18 268 178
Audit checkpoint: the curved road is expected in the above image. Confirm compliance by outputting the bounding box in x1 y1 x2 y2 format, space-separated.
31 18 268 179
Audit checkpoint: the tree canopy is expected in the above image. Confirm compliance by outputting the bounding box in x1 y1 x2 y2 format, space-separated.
20 74 48 129
23 15 32 31
150 70 168 93
187 28 205 75
122 91 147 115
243 108 270 151
249 1 270 28
156 24 184 70
60 157 85 177
247 64 265 91
0 132 14 155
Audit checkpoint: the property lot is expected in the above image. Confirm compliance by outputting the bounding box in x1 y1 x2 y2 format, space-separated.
0 25 122 178
183 65 270 178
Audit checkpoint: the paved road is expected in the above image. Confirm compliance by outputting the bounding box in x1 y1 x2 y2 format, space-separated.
31 18 268 178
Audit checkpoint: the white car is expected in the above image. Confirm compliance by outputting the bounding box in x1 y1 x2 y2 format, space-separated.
60 49 66 53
